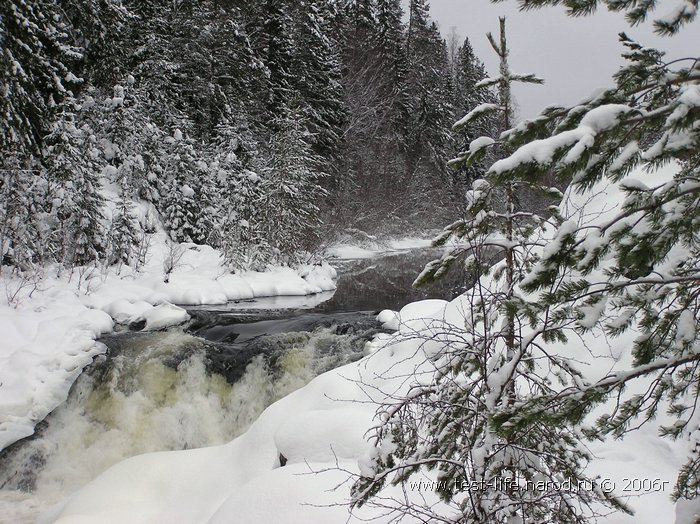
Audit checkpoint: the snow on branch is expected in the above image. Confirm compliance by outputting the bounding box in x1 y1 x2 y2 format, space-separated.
474 73 544 89
509 73 545 84
490 104 639 174
452 103 502 131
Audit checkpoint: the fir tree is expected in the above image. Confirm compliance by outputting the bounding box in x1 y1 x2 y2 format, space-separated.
351 17 624 523
260 107 326 260
374 0 407 91
96 79 164 206
0 0 81 156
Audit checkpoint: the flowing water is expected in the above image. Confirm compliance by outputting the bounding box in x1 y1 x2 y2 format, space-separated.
0 247 467 522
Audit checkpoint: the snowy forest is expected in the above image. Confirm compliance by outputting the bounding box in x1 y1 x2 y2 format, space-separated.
1 0 700 523
1 0 496 272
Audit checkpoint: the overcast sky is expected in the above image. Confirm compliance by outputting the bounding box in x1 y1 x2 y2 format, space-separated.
424 0 697 120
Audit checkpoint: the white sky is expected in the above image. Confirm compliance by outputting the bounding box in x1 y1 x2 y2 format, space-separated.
424 0 698 120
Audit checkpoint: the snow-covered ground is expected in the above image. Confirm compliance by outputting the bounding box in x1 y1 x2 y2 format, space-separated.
30 163 697 524
0 229 337 454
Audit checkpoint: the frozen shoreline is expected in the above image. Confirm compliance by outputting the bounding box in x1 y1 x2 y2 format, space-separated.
325 235 435 260
0 235 337 452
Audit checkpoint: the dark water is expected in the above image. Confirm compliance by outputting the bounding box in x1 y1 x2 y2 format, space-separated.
321 247 471 312
177 247 469 380
172 246 469 376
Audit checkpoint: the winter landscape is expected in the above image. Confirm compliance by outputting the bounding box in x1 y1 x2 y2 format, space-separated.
1 0 699 523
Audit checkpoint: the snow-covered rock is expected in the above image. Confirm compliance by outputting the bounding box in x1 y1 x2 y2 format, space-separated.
141 303 190 331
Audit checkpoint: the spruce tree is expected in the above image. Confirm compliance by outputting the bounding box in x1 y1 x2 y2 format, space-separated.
451 36 498 199
161 130 215 245
335 0 383 219
475 3 700 507
402 0 455 221
260 107 326 261
0 154 43 269
0 0 80 156
259 0 298 124
94 78 166 208
352 17 624 523
42 102 106 267
210 108 267 269
107 182 140 271
293 0 345 161
374 0 407 92
61 0 129 86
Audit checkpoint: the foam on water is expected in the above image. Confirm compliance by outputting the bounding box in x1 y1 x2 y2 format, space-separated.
0 325 368 522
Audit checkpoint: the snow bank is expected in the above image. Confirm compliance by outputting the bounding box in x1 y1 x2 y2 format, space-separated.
378 298 448 331
0 231 337 453
0 305 112 452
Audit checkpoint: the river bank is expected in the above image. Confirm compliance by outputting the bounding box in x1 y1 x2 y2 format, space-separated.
0 230 336 454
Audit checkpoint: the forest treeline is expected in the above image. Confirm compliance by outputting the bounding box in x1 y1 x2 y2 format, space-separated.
1 0 496 271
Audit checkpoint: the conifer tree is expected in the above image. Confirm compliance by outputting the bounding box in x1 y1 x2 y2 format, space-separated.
61 0 129 86
107 178 140 270
417 17 546 288
210 108 267 269
0 154 43 269
374 0 407 94
0 0 80 156
259 0 298 124
260 107 326 260
402 1 455 220
94 79 166 207
42 103 106 267
476 1 700 505
161 130 215 245
451 36 498 198
351 17 623 523
293 0 345 161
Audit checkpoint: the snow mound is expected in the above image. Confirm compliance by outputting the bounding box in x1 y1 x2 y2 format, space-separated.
141 303 190 331
378 298 448 331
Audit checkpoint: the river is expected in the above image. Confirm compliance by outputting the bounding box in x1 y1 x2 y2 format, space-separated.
0 247 467 523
